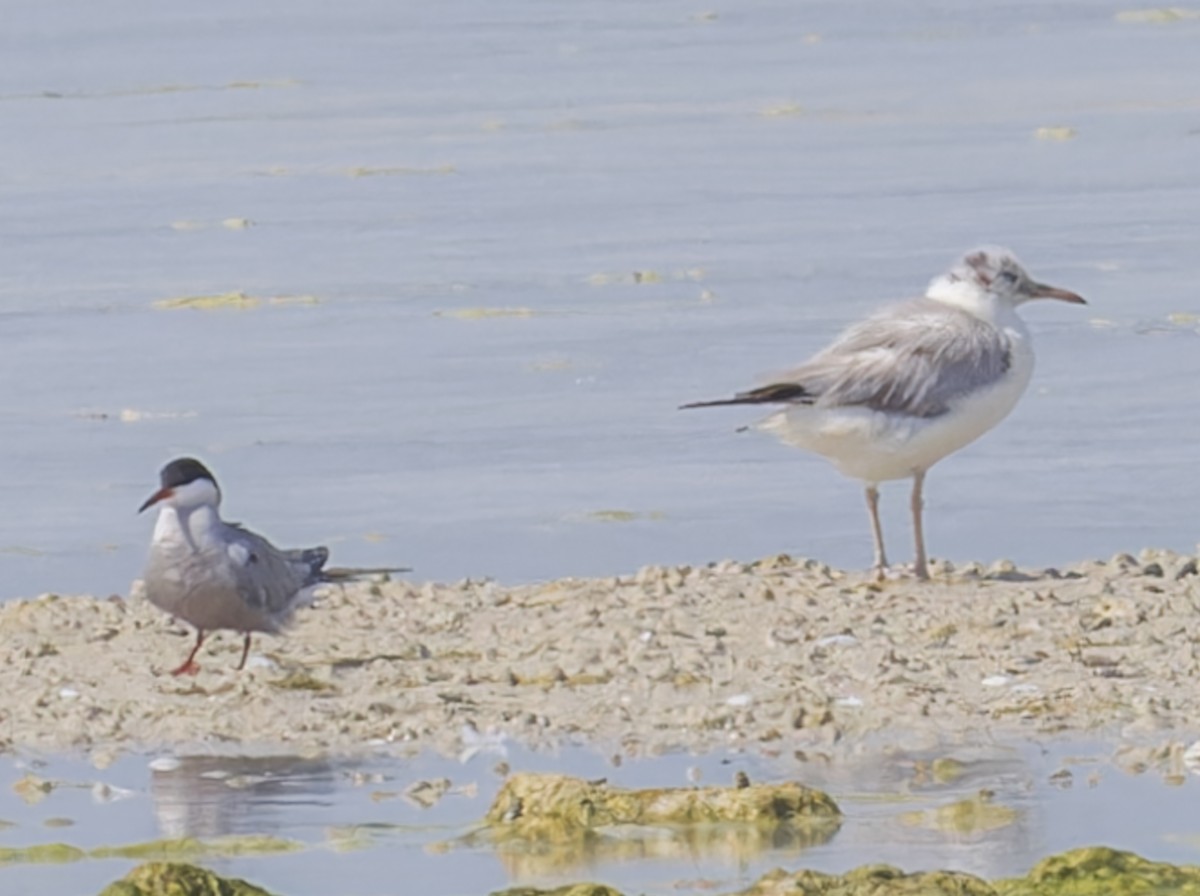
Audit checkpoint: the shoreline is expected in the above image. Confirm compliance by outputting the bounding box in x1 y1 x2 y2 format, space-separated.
2 549 1198 760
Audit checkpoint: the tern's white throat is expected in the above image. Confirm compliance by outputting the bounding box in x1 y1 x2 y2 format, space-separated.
150 478 223 551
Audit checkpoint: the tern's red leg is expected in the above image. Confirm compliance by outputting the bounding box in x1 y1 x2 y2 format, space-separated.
170 630 206 676
236 632 253 671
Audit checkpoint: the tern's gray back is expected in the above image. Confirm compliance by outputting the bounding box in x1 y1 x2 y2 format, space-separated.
775 298 1013 418
143 523 327 635
226 524 327 615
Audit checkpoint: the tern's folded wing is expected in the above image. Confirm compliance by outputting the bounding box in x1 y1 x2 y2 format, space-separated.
224 525 313 618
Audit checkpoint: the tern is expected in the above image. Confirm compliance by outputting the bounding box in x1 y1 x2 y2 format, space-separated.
139 457 342 675
681 247 1085 580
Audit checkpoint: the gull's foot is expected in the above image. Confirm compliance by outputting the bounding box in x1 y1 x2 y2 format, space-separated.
872 563 932 582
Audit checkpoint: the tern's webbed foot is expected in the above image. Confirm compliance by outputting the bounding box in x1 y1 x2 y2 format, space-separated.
169 659 201 676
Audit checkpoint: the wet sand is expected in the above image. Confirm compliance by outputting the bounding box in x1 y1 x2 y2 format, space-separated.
2 550 1198 760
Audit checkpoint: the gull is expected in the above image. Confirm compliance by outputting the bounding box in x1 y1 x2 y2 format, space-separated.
681 247 1085 580
138 457 404 675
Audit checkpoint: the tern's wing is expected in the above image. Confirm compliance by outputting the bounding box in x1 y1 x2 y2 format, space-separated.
755 299 1012 418
223 523 324 619
281 546 330 582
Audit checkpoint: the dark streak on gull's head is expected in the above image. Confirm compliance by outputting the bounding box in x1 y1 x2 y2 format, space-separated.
139 457 221 513
930 246 1086 308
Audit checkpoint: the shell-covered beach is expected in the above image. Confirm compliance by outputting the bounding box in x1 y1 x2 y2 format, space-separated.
5 551 1198 764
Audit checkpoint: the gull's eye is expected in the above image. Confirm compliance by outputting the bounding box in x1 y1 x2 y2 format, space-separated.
996 269 1018 285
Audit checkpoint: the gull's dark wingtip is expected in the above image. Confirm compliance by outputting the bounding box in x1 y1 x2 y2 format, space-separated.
680 383 813 410
679 397 738 410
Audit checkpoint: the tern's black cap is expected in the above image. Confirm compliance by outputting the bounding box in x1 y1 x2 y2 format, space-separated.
159 457 218 489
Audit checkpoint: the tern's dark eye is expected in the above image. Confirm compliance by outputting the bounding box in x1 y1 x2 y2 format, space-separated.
996 269 1018 284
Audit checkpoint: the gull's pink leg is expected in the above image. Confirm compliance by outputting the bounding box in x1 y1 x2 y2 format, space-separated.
864 485 888 580
911 470 929 580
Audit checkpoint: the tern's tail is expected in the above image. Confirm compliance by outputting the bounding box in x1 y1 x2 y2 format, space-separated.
321 565 412 582
283 545 409 584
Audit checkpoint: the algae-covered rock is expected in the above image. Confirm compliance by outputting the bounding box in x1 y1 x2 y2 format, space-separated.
484 772 841 836
483 846 1200 896
996 846 1200 894
97 861 277 896
472 772 841 875
504 866 997 896
492 887 624 896
739 865 997 895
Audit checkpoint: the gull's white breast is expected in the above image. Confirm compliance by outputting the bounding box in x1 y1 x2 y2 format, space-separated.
759 318 1035 484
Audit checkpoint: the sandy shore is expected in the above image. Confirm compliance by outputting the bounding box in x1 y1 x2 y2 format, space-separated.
2 550 1198 760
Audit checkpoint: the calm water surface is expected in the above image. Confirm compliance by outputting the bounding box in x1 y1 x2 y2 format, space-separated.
2 741 1200 896
1 1 1197 600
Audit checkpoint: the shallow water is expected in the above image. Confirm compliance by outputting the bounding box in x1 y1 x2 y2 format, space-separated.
1 1 1199 599
2 740 1200 896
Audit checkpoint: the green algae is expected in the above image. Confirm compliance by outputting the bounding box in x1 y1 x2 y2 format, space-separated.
900 790 1019 836
495 847 1200 896
152 292 319 311
0 842 86 864
737 864 996 895
98 861 277 896
325 821 429 852
434 307 541 320
1115 8 1200 24
582 509 667 523
906 756 968 787
0 835 302 869
12 772 56 804
346 164 456 177
92 835 303 861
996 846 1200 894
268 670 338 692
1034 126 1078 141
930 757 967 784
